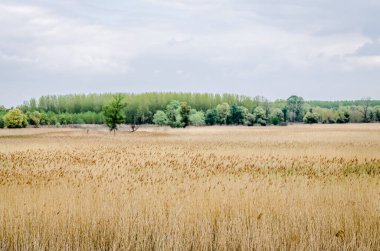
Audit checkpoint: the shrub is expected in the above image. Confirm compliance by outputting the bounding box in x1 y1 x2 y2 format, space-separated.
180 102 191 127
205 109 218 125
271 116 280 125
216 103 230 125
303 112 319 124
376 109 380 122
229 104 248 125
254 107 267 124
189 111 205 126
153 110 168 126
4 109 28 128
170 120 185 128
28 111 42 128
270 108 284 125
244 113 255 126
257 118 267 126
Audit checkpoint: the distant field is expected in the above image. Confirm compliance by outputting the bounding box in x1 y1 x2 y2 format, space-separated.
0 125 379 250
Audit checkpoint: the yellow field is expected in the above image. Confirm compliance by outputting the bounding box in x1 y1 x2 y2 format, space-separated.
0 124 379 250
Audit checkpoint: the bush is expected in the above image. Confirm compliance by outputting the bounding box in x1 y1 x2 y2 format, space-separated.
170 120 185 128
189 111 205 126
205 109 217 125
244 113 255 126
216 103 230 125
254 107 267 125
229 104 248 125
81 112 104 124
4 109 28 128
336 111 350 123
28 111 42 128
153 110 168 125
257 118 267 126
58 113 74 125
303 112 319 124
0 116 4 128
180 102 191 127
76 118 85 124
374 109 380 122
270 108 284 125
270 116 280 125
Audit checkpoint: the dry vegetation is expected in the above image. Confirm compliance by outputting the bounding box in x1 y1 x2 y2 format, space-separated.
0 124 380 250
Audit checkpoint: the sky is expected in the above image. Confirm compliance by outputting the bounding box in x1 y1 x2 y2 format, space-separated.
1 0 380 107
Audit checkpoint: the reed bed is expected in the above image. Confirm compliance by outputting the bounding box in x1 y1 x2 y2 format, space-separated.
0 124 379 250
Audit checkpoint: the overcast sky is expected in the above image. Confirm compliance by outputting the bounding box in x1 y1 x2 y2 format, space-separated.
1 0 380 107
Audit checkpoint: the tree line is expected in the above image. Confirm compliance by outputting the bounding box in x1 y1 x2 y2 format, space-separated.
0 93 379 129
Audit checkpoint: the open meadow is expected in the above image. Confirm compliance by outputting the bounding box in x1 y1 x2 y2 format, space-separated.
0 124 379 250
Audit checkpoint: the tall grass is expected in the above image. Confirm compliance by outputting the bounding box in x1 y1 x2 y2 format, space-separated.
0 124 379 250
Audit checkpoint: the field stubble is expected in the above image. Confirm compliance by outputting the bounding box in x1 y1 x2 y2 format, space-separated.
0 124 379 250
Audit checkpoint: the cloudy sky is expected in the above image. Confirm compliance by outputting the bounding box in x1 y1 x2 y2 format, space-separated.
1 0 380 107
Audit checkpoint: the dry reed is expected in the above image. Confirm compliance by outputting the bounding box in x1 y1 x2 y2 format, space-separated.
0 124 379 250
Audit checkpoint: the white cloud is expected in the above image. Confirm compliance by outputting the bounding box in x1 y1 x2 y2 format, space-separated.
0 1 376 76
0 0 380 107
354 40 380 56
0 3 180 74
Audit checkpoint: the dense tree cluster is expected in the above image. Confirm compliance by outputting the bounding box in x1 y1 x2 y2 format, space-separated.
0 93 379 129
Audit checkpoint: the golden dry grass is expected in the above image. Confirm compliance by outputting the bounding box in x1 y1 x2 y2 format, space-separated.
0 124 379 250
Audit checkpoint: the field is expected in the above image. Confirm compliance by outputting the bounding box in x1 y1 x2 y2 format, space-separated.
0 124 379 250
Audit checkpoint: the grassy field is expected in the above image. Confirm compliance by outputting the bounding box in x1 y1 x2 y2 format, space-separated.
0 124 379 250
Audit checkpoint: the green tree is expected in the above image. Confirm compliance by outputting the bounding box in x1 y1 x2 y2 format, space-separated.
165 100 184 128
103 95 127 134
281 106 288 122
153 110 168 125
46 112 58 125
314 107 336 124
375 108 380 122
229 104 248 125
4 109 28 128
262 99 271 120
0 106 6 114
287 95 304 122
216 103 230 125
254 107 267 126
244 113 255 126
336 110 350 124
29 98 37 111
369 109 375 122
358 97 371 122
205 108 218 125
180 102 191 127
40 112 49 125
189 111 205 126
303 110 319 124
28 111 42 128
270 108 284 125
166 100 180 123
58 113 73 125
0 106 5 128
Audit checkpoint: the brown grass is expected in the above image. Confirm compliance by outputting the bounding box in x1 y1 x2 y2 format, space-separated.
0 124 379 250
